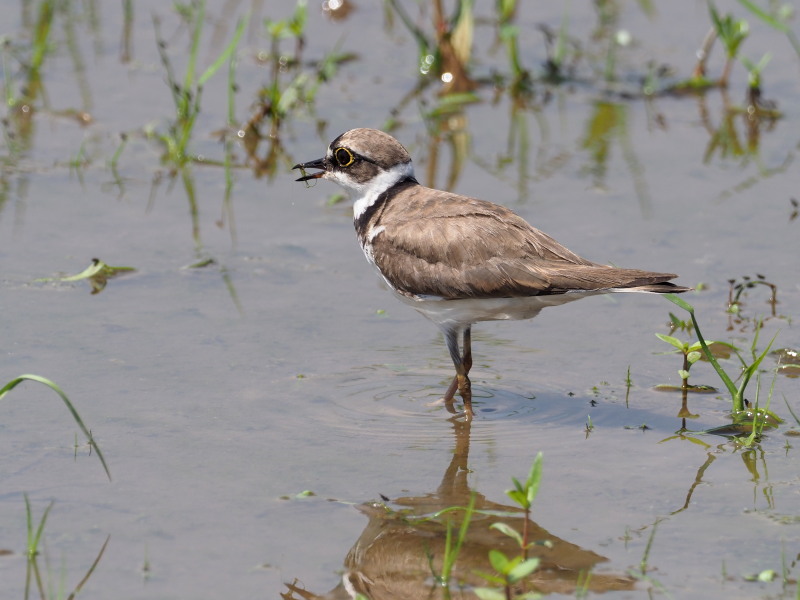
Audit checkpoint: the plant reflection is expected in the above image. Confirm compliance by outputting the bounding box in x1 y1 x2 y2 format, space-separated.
700 92 780 165
581 101 650 212
282 421 635 599
664 438 776 517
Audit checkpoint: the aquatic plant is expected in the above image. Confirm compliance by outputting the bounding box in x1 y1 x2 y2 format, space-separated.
152 0 246 167
473 453 544 599
664 294 779 422
2 0 55 108
655 332 733 394
429 493 476 590
473 550 541 600
241 0 355 177
35 258 135 295
626 519 669 596
708 2 750 88
736 0 800 58
495 453 542 560
23 494 109 600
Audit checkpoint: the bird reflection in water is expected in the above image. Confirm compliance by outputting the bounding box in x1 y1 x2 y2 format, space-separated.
282 421 635 599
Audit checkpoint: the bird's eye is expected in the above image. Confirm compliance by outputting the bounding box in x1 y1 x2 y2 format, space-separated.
334 147 355 167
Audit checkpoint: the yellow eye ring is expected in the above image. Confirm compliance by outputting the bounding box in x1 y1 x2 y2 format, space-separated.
334 147 355 167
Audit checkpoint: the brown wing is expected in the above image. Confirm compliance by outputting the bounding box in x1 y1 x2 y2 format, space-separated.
370 186 682 299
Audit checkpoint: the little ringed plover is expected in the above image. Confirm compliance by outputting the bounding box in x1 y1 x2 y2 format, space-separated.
293 128 690 420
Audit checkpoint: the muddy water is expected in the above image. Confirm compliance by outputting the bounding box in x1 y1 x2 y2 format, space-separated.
2 1 799 599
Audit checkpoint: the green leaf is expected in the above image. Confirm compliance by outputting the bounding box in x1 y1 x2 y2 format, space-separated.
473 588 506 600
499 23 520 42
664 293 694 313
525 453 543 505
488 549 510 574
490 522 523 546
506 488 526 507
655 333 686 351
736 331 779 398
757 568 777 582
472 571 506 586
289 0 308 36
508 557 540 582
736 0 789 31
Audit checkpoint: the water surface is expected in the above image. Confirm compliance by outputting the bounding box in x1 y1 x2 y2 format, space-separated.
2 2 799 598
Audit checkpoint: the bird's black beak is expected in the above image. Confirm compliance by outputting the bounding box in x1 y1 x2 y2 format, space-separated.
292 157 327 182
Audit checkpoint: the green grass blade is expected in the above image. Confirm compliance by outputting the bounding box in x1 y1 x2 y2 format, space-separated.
783 395 800 426
198 15 247 87
226 30 239 126
24 493 54 558
735 0 788 32
32 501 53 557
66 535 110 600
183 0 206 96
31 0 55 73
663 293 693 314
1 375 111 480
385 0 432 57
439 492 476 584
442 520 455 582
736 331 778 402
708 2 724 37
24 493 35 554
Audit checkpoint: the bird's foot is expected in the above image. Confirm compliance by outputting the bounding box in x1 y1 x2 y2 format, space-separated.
456 373 473 421
436 374 473 420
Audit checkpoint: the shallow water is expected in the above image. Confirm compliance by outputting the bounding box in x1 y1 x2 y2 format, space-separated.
2 1 799 599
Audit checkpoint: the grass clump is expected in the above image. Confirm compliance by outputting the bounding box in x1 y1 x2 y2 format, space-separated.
23 494 110 600
152 0 246 168
427 492 476 590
